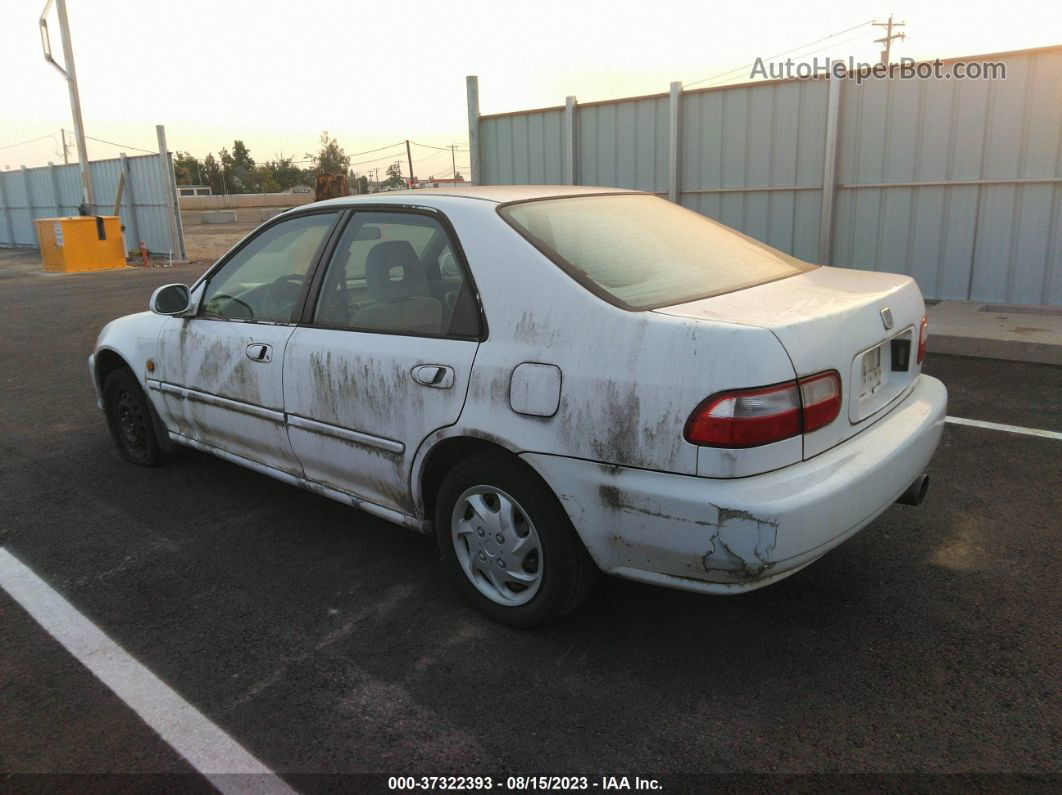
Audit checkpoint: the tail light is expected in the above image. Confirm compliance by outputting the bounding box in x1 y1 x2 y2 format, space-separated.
916 314 928 363
798 371 842 433
684 371 842 448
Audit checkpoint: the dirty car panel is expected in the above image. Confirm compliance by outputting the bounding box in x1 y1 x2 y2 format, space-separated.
92 186 948 618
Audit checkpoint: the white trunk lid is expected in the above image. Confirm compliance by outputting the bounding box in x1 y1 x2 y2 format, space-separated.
656 266 926 459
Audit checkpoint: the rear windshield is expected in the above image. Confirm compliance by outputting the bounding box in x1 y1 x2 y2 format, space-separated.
499 194 814 310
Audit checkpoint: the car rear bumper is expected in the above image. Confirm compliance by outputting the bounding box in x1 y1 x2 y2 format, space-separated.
522 373 947 594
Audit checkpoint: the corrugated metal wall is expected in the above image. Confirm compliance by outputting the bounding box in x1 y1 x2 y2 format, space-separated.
481 109 565 185
679 79 828 262
0 153 180 254
476 45 1062 305
578 96 670 192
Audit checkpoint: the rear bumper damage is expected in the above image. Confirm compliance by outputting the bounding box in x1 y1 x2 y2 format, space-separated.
523 374 947 594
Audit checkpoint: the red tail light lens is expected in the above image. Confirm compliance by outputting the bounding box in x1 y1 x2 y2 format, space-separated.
916 314 928 363
684 382 800 447
799 371 842 433
685 371 842 448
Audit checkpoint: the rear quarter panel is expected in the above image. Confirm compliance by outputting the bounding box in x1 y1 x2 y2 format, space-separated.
413 201 799 493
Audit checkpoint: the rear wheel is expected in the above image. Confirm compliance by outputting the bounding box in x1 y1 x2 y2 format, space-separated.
102 369 167 466
435 455 595 627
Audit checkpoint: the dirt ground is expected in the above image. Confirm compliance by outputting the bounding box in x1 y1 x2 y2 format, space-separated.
179 207 284 264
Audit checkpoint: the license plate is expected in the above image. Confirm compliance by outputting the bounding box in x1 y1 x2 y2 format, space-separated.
861 345 884 396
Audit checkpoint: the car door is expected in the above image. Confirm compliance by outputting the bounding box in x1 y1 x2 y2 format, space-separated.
283 209 483 514
153 210 341 475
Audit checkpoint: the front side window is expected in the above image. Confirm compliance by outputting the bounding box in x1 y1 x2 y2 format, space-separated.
200 213 337 322
499 194 814 310
313 212 480 337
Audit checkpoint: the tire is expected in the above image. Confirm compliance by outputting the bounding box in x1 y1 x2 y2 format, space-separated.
435 454 596 627
102 368 167 466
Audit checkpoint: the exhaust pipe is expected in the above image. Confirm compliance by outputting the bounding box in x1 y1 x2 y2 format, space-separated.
896 473 929 506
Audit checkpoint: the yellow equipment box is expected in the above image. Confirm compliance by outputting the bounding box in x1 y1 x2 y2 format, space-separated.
35 216 126 273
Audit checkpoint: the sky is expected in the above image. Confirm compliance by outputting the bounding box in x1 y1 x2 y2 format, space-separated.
1 0 1059 175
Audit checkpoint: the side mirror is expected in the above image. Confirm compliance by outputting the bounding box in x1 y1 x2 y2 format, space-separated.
150 284 191 316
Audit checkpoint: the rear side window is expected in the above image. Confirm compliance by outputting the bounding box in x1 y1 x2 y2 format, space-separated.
499 194 813 310
312 212 481 338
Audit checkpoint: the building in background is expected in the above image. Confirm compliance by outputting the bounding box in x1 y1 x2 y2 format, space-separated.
409 175 467 189
177 185 212 197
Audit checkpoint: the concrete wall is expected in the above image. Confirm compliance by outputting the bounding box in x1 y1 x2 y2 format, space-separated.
178 193 315 210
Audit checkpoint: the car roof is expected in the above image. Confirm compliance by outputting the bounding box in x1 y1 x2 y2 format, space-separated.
310 184 642 209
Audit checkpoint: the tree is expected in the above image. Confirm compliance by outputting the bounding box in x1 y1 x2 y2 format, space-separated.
217 146 235 192
384 161 404 188
265 156 308 191
215 141 257 193
307 131 350 176
201 153 223 194
229 140 255 191
173 151 202 185
249 165 280 193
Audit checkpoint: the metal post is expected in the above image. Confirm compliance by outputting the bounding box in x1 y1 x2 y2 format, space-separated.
156 125 185 260
0 174 14 246
41 0 95 208
119 153 140 252
466 75 482 185
21 167 36 230
818 75 843 264
668 82 683 202
112 171 125 216
564 96 578 186
405 139 415 187
48 162 62 215
60 129 69 164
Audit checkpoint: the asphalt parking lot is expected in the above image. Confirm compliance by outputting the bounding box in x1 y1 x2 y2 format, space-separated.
1 252 1059 789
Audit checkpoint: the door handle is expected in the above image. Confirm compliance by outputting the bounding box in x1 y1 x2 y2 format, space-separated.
411 364 455 389
246 343 272 363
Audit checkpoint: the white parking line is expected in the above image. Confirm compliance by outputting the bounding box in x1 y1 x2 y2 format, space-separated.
0 548 296 795
946 415 1062 440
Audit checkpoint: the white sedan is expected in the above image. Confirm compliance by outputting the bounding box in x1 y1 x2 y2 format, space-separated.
89 186 947 626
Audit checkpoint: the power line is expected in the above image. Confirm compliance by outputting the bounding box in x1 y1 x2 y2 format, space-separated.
346 140 406 157
84 135 156 154
693 28 875 90
0 135 56 151
410 140 456 152
683 19 874 88
413 149 452 165
348 147 408 168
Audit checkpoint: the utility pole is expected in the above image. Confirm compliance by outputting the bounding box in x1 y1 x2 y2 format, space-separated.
873 14 906 64
450 144 457 180
405 140 415 188
40 0 94 208
60 128 69 164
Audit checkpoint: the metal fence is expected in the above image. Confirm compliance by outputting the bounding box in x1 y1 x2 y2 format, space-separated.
0 150 184 256
469 44 1062 306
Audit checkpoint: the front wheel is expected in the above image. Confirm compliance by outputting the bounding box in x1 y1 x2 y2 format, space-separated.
102 368 168 466
435 455 595 627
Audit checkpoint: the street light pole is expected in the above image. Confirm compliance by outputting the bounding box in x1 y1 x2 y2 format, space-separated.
40 0 94 208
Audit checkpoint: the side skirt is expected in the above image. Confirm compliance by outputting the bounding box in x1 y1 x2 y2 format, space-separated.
169 432 431 534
